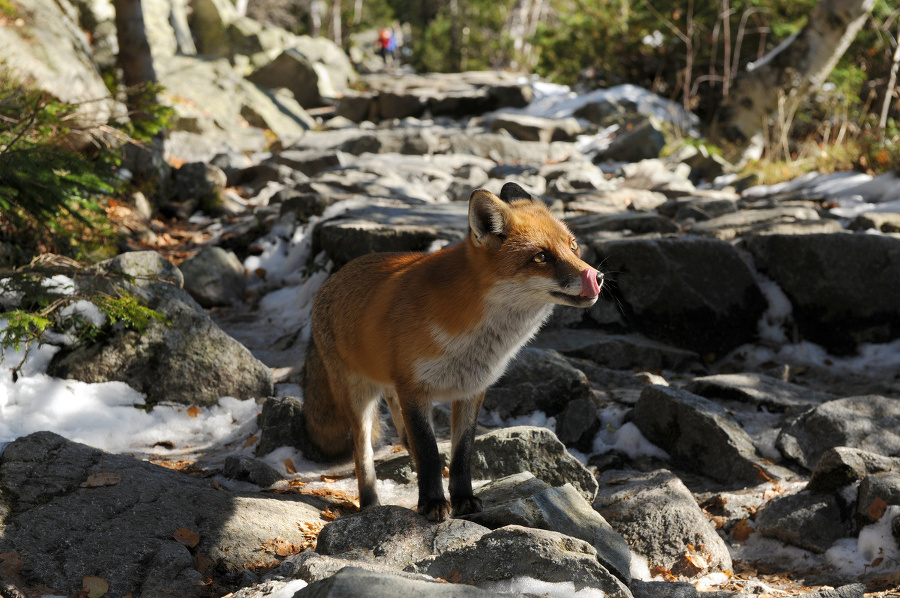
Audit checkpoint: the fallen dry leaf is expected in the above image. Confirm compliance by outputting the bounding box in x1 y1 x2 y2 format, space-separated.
321 507 339 521
173 528 201 548
679 551 708 576
732 519 755 542
260 537 302 558
186 406 202 418
296 520 327 551
649 565 676 580
243 435 259 448
150 459 203 475
284 458 297 474
83 575 109 598
80 472 122 488
868 497 888 520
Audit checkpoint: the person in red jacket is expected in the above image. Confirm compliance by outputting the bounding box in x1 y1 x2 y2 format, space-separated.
378 27 392 64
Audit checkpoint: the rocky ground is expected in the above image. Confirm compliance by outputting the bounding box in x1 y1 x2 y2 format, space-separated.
4 1 900 594
3 80 900 598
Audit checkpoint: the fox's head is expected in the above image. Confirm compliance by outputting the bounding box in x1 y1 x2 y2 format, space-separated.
467 183 603 308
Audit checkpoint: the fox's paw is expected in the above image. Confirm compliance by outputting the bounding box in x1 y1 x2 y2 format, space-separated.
417 498 451 522
451 496 483 517
359 487 381 510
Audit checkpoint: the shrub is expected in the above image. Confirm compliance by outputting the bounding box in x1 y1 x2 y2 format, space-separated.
0 68 119 267
0 255 168 380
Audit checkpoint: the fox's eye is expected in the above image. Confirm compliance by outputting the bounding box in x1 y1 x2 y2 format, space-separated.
570 240 578 253
532 252 547 264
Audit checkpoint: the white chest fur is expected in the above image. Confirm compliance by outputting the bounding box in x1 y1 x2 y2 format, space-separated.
413 284 554 401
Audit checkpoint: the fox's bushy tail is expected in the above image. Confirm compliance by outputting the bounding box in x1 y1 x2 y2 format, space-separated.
301 338 354 461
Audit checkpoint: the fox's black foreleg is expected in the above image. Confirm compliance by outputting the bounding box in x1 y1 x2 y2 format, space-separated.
399 390 450 522
449 393 484 517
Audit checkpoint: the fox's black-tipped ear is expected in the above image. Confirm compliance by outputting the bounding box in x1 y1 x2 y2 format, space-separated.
499 182 533 203
469 189 512 248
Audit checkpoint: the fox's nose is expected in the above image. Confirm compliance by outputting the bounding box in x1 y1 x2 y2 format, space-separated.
580 267 603 298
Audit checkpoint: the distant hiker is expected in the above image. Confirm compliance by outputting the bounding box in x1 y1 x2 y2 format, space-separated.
387 31 398 62
378 27 392 64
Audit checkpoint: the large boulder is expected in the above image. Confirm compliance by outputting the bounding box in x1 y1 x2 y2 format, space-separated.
685 372 833 413
316 506 489 570
465 474 632 584
312 203 468 268
47 251 273 406
632 385 792 484
417 526 633 598
742 233 900 354
179 246 247 307
156 55 311 157
590 116 667 163
295 568 512 598
248 37 357 108
491 113 583 143
589 236 767 356
0 0 119 136
807 447 900 493
470 427 599 503
0 432 325 597
483 348 593 419
776 395 900 471
856 472 900 525
593 469 733 577
445 133 559 165
189 0 236 56
687 206 840 240
532 329 700 371
271 552 438 586
756 490 854 553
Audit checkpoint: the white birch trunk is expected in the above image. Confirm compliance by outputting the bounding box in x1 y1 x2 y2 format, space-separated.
331 0 342 46
711 0 876 150
879 21 900 132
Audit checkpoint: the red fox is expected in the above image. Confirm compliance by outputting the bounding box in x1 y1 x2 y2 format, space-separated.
302 183 603 522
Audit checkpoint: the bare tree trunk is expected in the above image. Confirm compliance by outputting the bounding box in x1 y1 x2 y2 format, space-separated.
331 0 342 46
879 20 900 132
449 0 461 71
522 0 546 69
505 0 532 68
709 0 876 154
352 0 363 25
310 0 323 37
114 0 157 93
113 0 167 196
169 0 197 55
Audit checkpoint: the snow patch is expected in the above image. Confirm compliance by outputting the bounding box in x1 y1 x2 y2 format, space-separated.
266 579 309 598
0 327 260 457
825 505 900 575
481 577 610 598
592 407 668 460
